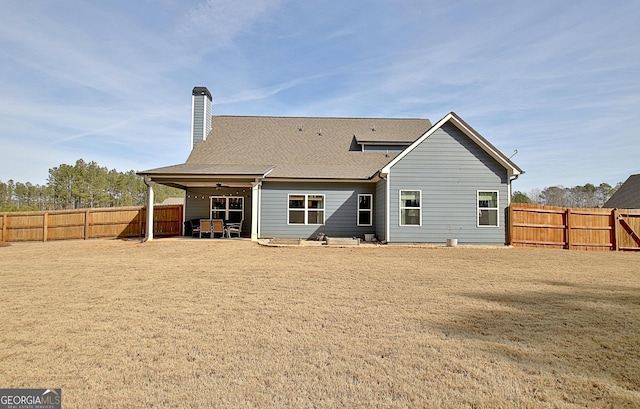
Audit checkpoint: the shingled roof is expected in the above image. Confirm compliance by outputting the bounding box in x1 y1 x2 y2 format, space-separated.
604 174 640 209
173 116 432 180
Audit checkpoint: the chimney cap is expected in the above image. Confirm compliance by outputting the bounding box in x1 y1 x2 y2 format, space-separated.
192 86 212 100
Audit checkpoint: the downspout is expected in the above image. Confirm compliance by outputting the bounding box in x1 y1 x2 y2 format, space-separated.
507 173 520 246
508 174 520 205
379 172 390 244
143 176 155 242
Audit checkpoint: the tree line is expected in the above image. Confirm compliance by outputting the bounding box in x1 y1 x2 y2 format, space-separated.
0 159 182 212
1 159 621 212
512 182 621 208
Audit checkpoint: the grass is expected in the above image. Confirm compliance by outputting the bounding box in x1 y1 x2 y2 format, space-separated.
0 239 639 408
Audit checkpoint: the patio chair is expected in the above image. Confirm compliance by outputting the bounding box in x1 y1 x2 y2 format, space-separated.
226 220 242 238
212 219 225 238
188 219 201 237
199 219 212 238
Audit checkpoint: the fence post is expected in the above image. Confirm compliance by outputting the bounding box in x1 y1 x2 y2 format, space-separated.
613 209 619 251
84 209 91 240
507 205 513 245
565 208 571 250
1 214 5 242
43 212 48 242
139 208 145 238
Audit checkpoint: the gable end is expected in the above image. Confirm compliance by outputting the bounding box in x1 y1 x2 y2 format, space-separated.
380 112 522 178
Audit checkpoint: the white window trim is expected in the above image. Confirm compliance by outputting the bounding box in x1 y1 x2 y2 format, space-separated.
477 190 499 227
399 190 422 226
287 194 325 225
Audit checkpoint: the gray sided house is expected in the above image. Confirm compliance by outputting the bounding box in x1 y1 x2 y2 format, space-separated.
139 87 523 244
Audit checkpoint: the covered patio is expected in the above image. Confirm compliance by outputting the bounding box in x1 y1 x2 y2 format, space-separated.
139 164 274 241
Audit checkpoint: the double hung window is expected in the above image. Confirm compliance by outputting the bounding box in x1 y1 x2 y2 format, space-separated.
477 191 499 226
288 194 325 225
210 196 244 222
357 194 373 226
399 190 421 226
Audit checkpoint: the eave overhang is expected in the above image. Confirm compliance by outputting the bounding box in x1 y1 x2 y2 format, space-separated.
137 164 274 189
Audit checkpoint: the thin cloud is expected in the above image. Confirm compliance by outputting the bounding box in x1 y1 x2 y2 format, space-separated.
175 0 287 51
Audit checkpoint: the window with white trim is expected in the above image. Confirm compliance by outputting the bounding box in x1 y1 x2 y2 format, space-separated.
211 196 244 222
399 190 421 226
288 194 325 225
357 194 373 226
477 191 499 227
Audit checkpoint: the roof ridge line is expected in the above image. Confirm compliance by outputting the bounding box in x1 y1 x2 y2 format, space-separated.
211 115 430 120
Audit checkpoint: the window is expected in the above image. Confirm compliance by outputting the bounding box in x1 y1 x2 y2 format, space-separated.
399 190 421 226
357 194 373 226
307 195 325 225
210 196 244 222
288 194 325 225
211 197 226 219
477 191 499 227
227 197 244 222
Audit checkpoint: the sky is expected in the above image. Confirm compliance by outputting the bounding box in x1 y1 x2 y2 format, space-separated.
1 0 639 193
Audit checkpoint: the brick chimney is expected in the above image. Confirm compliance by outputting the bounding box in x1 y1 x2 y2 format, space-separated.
191 87 212 150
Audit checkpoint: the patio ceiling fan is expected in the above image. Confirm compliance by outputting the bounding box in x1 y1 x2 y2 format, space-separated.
215 182 230 190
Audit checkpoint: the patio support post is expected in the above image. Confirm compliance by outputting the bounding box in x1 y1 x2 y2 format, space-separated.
251 180 260 241
144 177 155 241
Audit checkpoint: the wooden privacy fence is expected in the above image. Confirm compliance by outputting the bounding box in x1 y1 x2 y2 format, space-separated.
0 205 183 242
509 203 640 251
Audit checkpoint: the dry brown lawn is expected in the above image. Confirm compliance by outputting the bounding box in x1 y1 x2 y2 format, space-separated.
0 239 639 408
